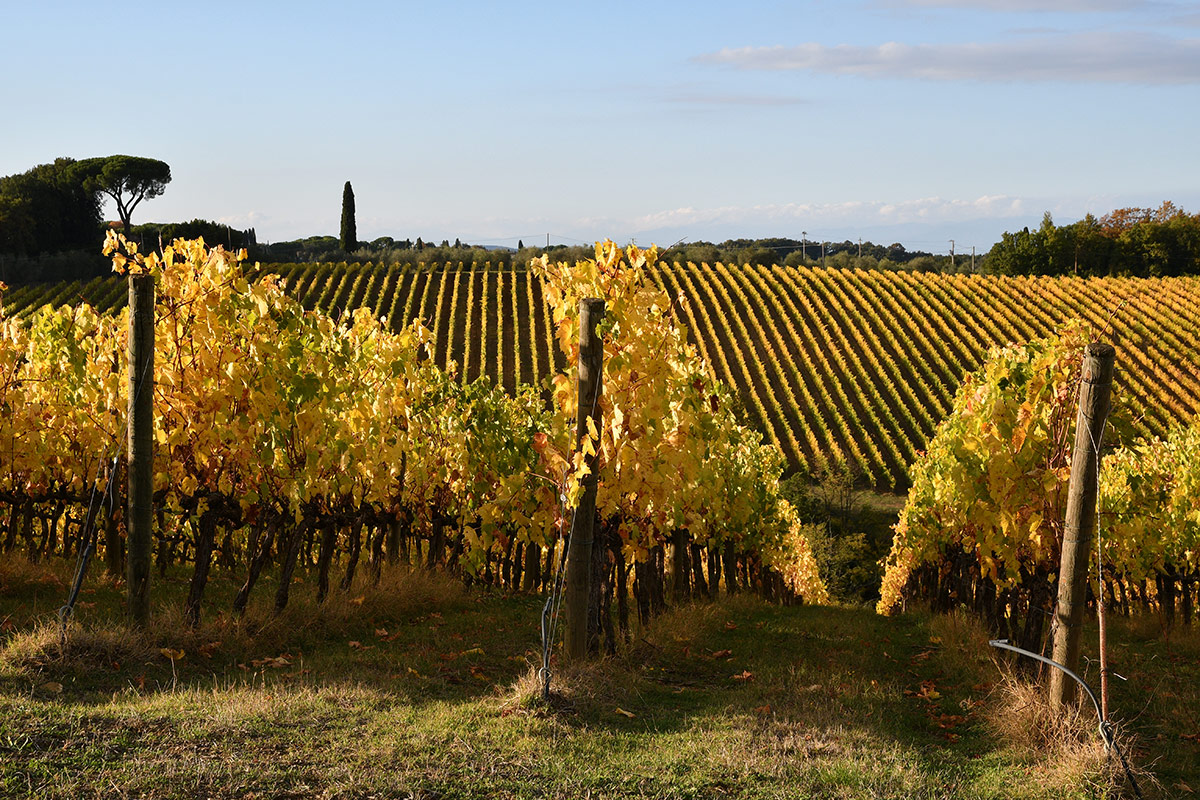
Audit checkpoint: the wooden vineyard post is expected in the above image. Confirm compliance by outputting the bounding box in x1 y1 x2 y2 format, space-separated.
565 298 605 662
1050 342 1115 708
126 273 155 627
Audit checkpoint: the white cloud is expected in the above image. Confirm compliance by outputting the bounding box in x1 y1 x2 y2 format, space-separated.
663 91 809 106
697 32 1200 84
629 196 1029 232
883 0 1156 10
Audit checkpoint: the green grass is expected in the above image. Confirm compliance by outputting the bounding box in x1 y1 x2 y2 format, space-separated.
0 558 1194 799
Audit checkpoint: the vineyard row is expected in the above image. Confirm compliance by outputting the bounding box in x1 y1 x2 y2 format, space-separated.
8 263 1199 489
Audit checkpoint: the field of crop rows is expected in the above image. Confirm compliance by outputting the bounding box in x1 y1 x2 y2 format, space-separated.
7 263 1198 488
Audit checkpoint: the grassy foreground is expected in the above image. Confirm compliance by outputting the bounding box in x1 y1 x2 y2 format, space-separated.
0 559 1195 799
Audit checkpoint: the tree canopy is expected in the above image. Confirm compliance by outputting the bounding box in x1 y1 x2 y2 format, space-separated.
77 155 171 233
340 181 356 252
985 203 1200 277
0 158 101 255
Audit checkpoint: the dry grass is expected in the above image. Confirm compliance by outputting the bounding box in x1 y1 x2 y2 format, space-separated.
1 563 468 683
983 669 1145 797
1 619 156 677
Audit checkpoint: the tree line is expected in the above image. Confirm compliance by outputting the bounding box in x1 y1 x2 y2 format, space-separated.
0 155 176 283
986 203 1200 277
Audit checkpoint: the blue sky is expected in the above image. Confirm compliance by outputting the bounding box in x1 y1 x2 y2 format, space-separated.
3 0 1198 253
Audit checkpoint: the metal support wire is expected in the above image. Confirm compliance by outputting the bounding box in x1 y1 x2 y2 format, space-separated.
539 492 573 701
989 639 1143 798
57 456 119 650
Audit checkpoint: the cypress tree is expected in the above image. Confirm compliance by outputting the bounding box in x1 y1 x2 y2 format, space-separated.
340 181 357 252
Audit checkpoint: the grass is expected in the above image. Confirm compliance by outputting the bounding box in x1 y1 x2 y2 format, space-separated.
0 557 1195 799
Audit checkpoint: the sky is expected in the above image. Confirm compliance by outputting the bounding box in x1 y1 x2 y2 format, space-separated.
3 0 1198 254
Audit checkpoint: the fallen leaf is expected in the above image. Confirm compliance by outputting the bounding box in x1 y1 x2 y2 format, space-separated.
349 595 366 606
731 670 755 682
1174 781 1193 794
160 648 185 661
725 621 738 630
753 704 771 714
928 636 943 645
251 655 292 668
711 649 733 659
39 682 64 695
460 647 484 656
615 707 636 718
198 641 221 658
374 628 389 638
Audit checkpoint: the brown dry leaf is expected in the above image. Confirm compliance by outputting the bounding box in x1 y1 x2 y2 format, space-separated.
615 707 636 719
1174 781 1194 794
731 670 755 682
711 649 733 659
251 655 292 668
724 621 738 630
374 628 389 638
349 595 366 606
198 641 221 658
39 682 64 695
753 704 771 714
160 648 185 661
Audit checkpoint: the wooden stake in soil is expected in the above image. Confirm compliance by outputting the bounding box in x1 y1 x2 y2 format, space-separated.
565 298 604 662
126 274 155 626
1050 342 1115 708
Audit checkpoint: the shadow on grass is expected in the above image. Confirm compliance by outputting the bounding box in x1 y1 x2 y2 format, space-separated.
0 557 1163 799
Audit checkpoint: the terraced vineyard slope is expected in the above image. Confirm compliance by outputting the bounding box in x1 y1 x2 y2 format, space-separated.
8 263 1199 488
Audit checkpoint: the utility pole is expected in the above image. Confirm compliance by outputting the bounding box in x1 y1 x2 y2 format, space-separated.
801 231 807 263
971 245 976 273
858 238 862 259
822 242 827 268
546 233 550 249
949 239 956 271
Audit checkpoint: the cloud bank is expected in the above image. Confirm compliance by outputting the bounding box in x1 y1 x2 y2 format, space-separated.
697 32 1200 84
630 196 1029 234
883 0 1157 11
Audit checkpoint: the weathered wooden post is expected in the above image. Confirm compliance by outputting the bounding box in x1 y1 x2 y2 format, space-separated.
126 273 155 626
1050 342 1115 708
565 298 604 662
